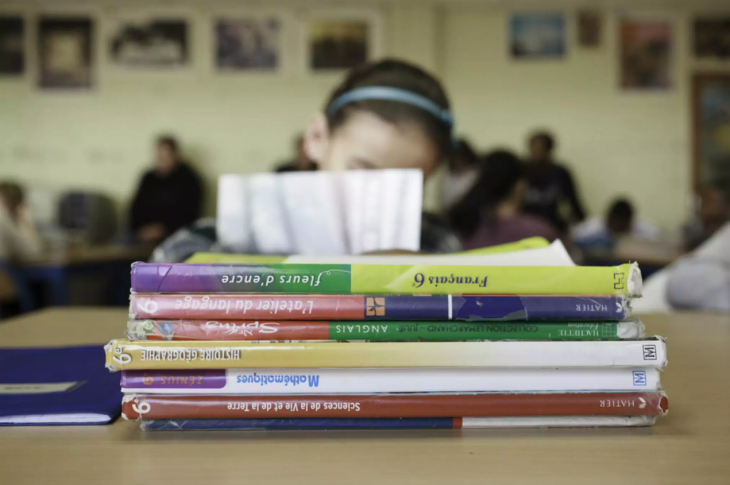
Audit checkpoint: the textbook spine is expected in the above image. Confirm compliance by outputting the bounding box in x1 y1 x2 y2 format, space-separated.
120 367 662 394
104 339 667 371
126 319 644 341
129 294 631 321
131 262 641 296
122 392 668 420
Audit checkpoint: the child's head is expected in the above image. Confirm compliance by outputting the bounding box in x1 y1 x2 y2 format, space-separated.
606 198 634 236
155 135 181 174
0 181 25 214
527 130 556 164
449 138 478 172
448 150 526 236
699 180 730 226
304 59 452 179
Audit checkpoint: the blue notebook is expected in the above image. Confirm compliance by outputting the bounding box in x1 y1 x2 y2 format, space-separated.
0 346 122 426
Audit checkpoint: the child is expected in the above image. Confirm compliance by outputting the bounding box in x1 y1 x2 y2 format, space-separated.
667 221 730 313
0 182 41 262
152 59 460 262
523 131 586 234
303 60 452 176
129 135 203 244
448 150 558 249
683 182 730 251
572 198 662 251
441 139 480 211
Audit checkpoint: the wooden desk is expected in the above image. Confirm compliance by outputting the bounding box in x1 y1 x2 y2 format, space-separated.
1 309 729 485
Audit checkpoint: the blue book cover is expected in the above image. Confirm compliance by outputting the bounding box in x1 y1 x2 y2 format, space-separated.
394 295 629 321
141 418 456 431
0 346 122 426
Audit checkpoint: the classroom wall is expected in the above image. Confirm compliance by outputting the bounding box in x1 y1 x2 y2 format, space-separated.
1 1 728 230
443 6 692 230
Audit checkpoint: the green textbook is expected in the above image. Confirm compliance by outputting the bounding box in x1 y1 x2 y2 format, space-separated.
132 262 642 296
127 319 645 341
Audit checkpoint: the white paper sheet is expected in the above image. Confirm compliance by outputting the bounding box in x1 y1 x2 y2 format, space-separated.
285 239 575 266
216 170 423 255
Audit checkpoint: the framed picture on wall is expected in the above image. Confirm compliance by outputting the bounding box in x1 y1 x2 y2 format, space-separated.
619 17 672 91
302 10 383 72
692 73 730 190
215 17 280 71
0 15 24 75
693 17 730 60
108 16 189 67
509 12 566 59
38 16 94 89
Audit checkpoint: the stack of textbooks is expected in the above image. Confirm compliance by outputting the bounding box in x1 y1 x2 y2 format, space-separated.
104 260 668 431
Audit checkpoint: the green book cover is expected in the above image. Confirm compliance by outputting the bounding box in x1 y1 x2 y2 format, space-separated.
329 320 644 341
349 263 641 296
135 262 642 296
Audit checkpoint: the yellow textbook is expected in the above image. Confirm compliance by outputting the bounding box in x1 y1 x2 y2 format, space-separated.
104 338 667 371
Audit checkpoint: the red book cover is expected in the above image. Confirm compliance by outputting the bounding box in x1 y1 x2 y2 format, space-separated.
122 392 668 420
130 294 366 320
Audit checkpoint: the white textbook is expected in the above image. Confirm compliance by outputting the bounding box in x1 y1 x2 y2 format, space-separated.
122 367 662 395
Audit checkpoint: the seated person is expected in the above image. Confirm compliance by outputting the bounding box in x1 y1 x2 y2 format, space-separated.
683 181 730 251
0 181 42 262
152 59 462 262
573 198 662 250
275 134 317 173
441 138 479 210
448 150 559 249
129 136 203 244
666 221 730 313
522 131 586 234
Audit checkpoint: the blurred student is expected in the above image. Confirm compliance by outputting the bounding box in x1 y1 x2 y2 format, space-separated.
523 131 586 233
0 182 41 262
448 150 558 249
152 59 461 262
667 221 730 313
573 198 661 250
129 136 203 244
441 138 479 210
683 181 730 251
275 134 317 173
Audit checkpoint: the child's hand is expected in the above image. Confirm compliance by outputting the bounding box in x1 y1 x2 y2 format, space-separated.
137 223 166 243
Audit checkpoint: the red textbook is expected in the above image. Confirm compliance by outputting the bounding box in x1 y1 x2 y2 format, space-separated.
122 392 668 420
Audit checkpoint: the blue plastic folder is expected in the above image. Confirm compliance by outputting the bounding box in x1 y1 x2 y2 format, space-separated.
0 346 121 426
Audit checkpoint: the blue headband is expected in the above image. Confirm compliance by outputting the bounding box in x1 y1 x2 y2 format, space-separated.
327 86 454 129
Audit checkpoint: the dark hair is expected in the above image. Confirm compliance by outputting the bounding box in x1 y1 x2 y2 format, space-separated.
325 59 452 160
529 131 555 152
157 135 179 154
0 181 25 208
448 150 525 237
449 138 478 171
707 177 730 205
607 198 634 223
